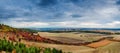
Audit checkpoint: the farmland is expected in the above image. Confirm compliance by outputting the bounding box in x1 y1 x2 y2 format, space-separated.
1 30 120 53
38 32 120 53
96 42 120 53
38 32 109 43
21 40 95 53
87 39 113 48
1 24 120 53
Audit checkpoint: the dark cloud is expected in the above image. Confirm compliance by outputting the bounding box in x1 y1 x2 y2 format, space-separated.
40 0 58 6
69 0 85 3
71 14 82 18
30 0 58 7
0 0 120 28
0 9 16 19
116 0 120 5
0 8 32 20
54 13 65 17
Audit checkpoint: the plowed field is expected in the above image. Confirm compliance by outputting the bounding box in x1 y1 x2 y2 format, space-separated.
87 39 113 48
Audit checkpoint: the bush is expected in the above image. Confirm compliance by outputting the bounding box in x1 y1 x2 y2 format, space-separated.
0 39 67 53
0 39 41 53
43 48 63 53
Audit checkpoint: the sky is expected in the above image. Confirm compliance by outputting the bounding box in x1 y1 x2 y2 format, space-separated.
0 0 120 28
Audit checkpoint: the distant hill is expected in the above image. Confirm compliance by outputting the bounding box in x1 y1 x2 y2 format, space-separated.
30 28 120 32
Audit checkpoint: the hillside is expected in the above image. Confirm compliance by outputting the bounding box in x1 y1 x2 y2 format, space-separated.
1 24 120 53
0 24 67 53
0 24 17 32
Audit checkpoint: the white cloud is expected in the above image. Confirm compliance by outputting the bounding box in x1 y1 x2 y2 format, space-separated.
47 21 120 28
48 21 104 28
94 7 119 18
106 21 120 27
7 21 49 28
5 20 120 28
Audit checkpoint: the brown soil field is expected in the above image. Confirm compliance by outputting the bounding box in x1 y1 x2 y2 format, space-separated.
87 39 113 48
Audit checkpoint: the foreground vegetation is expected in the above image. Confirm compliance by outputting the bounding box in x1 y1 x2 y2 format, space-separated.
0 39 66 53
0 39 40 53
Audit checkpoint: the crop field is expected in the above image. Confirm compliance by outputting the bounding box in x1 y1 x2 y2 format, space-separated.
96 42 120 53
21 40 95 53
37 32 120 53
112 35 120 41
38 32 107 43
87 39 113 48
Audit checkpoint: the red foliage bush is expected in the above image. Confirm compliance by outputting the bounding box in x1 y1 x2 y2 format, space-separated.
9 36 16 41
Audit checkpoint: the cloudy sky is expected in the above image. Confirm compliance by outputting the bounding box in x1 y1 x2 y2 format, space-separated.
0 0 120 28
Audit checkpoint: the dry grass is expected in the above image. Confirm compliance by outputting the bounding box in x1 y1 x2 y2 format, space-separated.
112 35 120 41
38 32 105 43
21 40 95 53
96 42 120 53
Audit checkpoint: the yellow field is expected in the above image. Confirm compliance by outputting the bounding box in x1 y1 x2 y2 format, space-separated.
21 40 95 53
33 32 120 53
38 32 106 43
96 42 120 53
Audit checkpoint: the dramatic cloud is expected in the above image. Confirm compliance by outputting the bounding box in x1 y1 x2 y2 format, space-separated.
0 0 120 28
